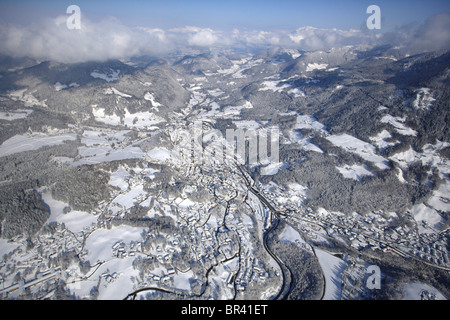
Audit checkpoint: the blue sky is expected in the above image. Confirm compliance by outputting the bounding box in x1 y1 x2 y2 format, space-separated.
1 0 449 31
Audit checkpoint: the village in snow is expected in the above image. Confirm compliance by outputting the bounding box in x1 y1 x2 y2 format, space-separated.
0 47 449 300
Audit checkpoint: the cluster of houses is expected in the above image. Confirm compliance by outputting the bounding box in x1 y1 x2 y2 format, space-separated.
111 240 142 258
412 242 450 266
136 267 178 288
0 226 76 298
263 183 450 271
233 257 270 293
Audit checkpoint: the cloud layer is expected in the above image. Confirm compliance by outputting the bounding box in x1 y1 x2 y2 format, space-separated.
0 13 448 63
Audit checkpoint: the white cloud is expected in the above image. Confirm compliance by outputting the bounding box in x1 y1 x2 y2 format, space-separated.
289 33 305 44
188 28 219 47
408 13 450 53
376 13 450 54
0 13 447 63
243 30 280 46
287 26 374 51
169 26 203 34
0 16 170 63
139 27 166 42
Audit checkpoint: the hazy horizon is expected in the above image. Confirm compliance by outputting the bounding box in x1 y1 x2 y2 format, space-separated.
0 0 449 63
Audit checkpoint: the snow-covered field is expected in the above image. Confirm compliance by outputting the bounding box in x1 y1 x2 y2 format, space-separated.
81 225 146 299
109 185 146 215
426 180 450 213
259 80 291 92
336 164 374 181
412 203 444 234
85 226 145 263
207 88 225 97
90 69 120 82
380 114 417 136
92 106 165 128
104 87 132 98
315 249 347 300
36 192 149 300
294 115 327 134
42 192 97 233
7 88 48 107
0 239 20 257
0 108 33 121
402 281 447 300
0 132 77 157
75 144 144 166
288 87 305 97
217 57 263 79
370 130 399 150
221 100 253 118
92 107 122 126
390 140 449 175
412 178 450 234
287 130 323 153
109 165 159 191
261 162 287 176
54 82 79 91
327 134 390 170
144 92 163 110
147 148 172 162
72 130 146 166
306 63 328 72
279 224 311 249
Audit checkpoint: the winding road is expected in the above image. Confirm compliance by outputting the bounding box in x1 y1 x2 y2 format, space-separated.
237 164 293 300
262 217 293 300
